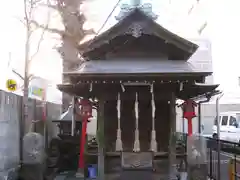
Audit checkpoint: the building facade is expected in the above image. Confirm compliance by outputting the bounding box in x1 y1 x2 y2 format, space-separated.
170 0 240 135
173 0 240 94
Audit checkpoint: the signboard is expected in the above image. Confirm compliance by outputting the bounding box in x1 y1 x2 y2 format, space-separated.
29 86 44 98
121 152 153 169
6 79 17 92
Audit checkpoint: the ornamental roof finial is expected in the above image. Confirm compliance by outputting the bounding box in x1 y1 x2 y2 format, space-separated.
115 0 158 21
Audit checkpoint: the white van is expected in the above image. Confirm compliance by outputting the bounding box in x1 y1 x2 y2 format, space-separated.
212 111 240 143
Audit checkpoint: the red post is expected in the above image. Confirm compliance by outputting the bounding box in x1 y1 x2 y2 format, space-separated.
187 118 193 136
77 98 92 175
179 99 197 136
78 117 88 169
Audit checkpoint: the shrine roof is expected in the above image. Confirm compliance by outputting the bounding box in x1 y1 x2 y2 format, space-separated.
177 83 219 100
52 105 75 122
64 59 211 77
79 9 198 59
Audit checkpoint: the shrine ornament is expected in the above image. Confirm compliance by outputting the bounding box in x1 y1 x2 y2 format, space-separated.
179 99 197 136
79 98 93 119
182 99 197 119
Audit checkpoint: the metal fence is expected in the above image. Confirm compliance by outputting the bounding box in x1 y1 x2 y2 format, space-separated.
176 133 240 180
207 137 240 180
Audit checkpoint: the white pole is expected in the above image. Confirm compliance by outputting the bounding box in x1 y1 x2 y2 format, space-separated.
216 92 223 180
216 93 223 140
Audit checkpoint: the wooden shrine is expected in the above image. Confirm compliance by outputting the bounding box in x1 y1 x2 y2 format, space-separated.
57 6 218 180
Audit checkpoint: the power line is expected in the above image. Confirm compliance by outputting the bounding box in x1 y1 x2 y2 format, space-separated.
89 0 122 44
198 21 208 35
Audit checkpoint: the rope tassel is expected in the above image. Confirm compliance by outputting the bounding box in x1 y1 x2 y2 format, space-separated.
115 93 123 151
150 90 157 152
133 92 140 152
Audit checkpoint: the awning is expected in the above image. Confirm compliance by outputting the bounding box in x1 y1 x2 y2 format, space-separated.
65 59 211 76
177 82 219 100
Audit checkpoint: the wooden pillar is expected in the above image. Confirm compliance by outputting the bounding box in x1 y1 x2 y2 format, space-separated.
71 96 76 136
168 92 178 180
97 99 105 180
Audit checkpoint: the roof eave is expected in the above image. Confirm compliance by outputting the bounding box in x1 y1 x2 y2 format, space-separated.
78 9 198 58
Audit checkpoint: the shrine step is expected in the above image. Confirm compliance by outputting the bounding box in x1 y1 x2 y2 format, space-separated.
153 173 169 180
120 170 153 180
105 171 172 180
54 171 96 180
105 173 120 180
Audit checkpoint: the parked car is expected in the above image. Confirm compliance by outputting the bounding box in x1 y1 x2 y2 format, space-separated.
212 111 240 143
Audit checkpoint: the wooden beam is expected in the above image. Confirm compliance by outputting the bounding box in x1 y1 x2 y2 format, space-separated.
168 92 177 179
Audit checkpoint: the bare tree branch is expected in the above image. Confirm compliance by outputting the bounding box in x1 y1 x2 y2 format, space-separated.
198 21 207 35
24 0 30 25
8 51 25 80
28 74 34 81
29 28 46 61
13 16 27 26
39 3 58 10
12 69 24 80
29 0 51 62
31 20 65 35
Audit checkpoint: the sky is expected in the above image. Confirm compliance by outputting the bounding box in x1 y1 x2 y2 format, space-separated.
184 0 240 103
1 0 240 103
198 0 240 92
0 0 198 92
0 0 201 82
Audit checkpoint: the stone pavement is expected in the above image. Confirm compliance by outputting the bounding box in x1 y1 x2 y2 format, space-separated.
54 171 94 180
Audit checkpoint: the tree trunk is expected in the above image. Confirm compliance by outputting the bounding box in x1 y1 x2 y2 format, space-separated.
21 18 30 164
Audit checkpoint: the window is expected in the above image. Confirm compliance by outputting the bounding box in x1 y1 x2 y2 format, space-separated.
229 116 237 126
221 116 228 125
237 114 240 123
214 116 221 125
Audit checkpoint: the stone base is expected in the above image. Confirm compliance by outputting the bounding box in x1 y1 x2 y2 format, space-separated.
20 164 44 180
120 170 153 180
188 164 208 180
75 168 84 178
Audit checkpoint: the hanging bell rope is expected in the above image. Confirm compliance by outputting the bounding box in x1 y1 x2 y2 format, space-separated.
115 93 123 151
150 87 157 152
133 92 140 152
